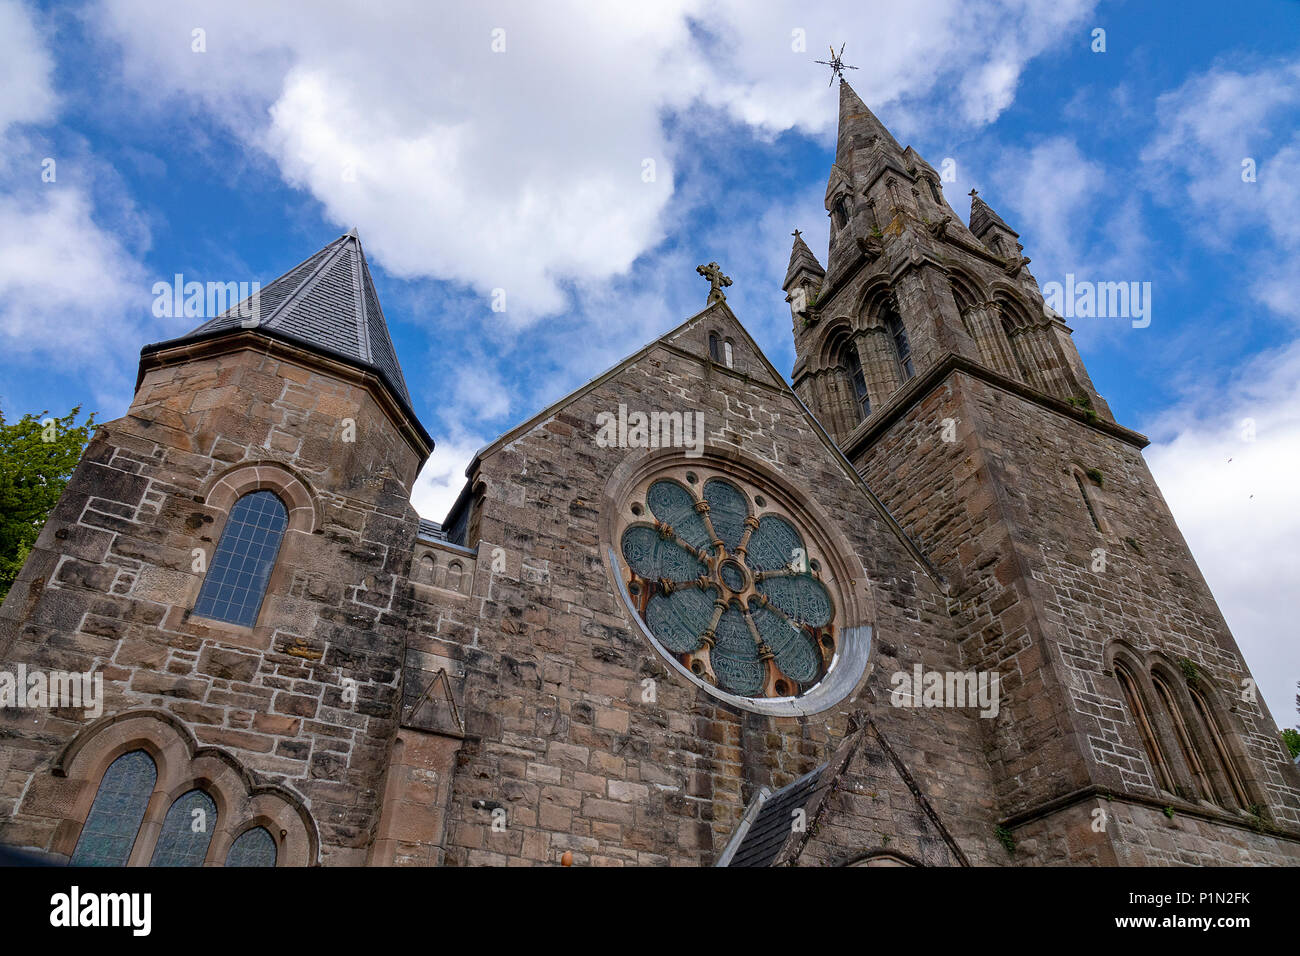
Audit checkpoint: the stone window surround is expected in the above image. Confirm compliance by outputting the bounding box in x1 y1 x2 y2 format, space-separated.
601 448 874 717
1104 643 1261 815
48 710 317 866
172 461 319 638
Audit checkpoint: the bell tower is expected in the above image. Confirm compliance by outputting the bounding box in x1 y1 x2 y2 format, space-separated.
787 80 1300 862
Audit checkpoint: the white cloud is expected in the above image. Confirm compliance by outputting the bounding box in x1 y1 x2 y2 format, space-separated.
1144 342 1300 730
410 429 488 523
1142 59 1300 319
0 0 57 134
89 0 1098 322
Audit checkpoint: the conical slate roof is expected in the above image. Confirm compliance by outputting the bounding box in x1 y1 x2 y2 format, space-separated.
968 193 1018 240
145 230 412 407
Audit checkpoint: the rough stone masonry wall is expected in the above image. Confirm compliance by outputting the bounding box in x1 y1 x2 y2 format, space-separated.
405 312 1005 866
0 346 425 864
857 368 1300 863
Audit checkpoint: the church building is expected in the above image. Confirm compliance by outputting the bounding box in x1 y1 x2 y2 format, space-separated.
1 80 1297 867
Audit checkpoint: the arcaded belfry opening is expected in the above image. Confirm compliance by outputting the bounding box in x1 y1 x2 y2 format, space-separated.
601 449 873 717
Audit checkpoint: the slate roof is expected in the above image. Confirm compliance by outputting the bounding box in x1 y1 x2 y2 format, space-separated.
142 230 413 409
722 764 829 867
417 518 446 542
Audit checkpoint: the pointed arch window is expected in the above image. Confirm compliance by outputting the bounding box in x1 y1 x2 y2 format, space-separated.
1151 672 1211 801
69 750 156 866
226 826 277 867
843 343 871 420
1073 472 1104 533
1001 312 1036 386
193 490 289 627
708 332 721 363
1188 684 1250 810
884 310 914 381
1114 663 1175 793
149 789 217 867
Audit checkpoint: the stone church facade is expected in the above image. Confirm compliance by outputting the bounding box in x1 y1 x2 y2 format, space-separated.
1 81 1297 867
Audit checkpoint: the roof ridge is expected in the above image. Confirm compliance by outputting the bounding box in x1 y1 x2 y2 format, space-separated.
348 234 374 365
260 234 351 330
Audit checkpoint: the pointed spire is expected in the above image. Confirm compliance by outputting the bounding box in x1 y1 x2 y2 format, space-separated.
836 79 904 168
783 228 825 290
968 189 1019 242
146 230 414 409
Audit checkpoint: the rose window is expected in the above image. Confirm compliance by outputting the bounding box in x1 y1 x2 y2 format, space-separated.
617 474 837 699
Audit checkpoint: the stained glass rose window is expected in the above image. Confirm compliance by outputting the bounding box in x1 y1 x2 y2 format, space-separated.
617 474 837 699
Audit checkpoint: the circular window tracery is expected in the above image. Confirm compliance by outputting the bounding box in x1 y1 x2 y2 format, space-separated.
618 473 839 699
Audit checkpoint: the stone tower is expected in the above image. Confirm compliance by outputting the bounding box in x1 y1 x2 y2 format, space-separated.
784 80 1300 861
0 231 433 865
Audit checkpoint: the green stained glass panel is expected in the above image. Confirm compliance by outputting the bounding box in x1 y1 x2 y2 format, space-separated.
703 479 749 551
758 574 833 628
710 603 764 696
746 514 804 572
621 526 705 582
646 480 711 552
750 600 820 684
645 586 716 654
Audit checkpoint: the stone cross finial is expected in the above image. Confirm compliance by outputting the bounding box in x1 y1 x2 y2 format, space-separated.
792 228 802 240
969 188 979 198
696 261 732 304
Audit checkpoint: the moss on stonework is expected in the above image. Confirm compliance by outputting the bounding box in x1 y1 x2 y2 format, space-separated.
994 825 1016 853
1178 657 1200 686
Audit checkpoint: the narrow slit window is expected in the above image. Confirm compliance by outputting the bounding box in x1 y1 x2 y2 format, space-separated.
193 490 289 627
1074 473 1103 532
708 332 721 363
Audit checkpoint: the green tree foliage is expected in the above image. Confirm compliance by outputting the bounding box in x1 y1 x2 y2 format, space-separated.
1282 728 1300 760
0 406 97 601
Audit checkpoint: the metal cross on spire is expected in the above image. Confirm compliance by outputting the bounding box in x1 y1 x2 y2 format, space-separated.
815 43 859 86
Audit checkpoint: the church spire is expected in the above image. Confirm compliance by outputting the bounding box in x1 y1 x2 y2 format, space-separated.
835 79 905 169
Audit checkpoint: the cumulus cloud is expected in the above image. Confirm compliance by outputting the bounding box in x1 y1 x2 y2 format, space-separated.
0 1 152 409
1144 342 1300 729
410 429 489 523
89 0 1098 322
0 0 57 132
1142 58 1300 319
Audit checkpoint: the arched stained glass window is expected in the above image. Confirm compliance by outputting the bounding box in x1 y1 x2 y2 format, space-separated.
194 490 289 627
842 343 870 420
884 309 914 381
149 789 217 867
620 476 836 699
225 826 277 867
69 750 156 866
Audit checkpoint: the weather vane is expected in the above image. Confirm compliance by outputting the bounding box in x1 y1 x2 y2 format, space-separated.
815 43 858 86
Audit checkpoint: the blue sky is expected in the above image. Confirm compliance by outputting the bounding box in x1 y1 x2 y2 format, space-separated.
0 0 1297 727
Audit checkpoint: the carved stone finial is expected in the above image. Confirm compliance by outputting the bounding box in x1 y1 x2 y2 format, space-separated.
696 261 732 304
